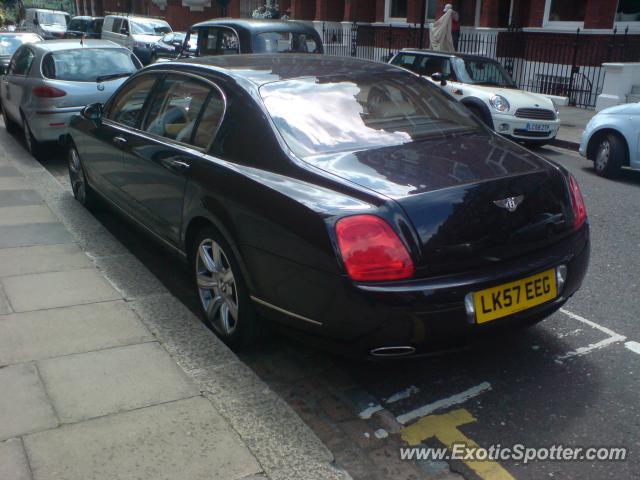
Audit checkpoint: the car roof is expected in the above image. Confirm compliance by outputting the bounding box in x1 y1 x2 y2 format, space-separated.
156 54 402 87
70 15 103 20
27 39 124 52
190 18 317 35
105 14 168 22
398 48 499 63
0 32 41 37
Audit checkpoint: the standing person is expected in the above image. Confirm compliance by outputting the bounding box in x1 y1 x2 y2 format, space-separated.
448 4 461 51
429 4 455 52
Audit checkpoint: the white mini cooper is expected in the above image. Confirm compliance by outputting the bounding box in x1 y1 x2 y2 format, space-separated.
390 49 561 147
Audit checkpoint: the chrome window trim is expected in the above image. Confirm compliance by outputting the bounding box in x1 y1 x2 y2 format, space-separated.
250 296 323 326
105 69 227 154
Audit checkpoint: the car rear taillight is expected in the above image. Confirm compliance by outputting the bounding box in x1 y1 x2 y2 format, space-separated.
32 86 67 98
568 174 587 229
335 215 414 282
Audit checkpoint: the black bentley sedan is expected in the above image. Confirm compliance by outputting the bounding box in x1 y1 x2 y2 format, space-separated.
180 19 323 57
65 55 589 357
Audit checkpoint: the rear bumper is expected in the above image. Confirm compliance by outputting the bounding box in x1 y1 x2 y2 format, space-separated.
25 108 81 142
259 224 590 358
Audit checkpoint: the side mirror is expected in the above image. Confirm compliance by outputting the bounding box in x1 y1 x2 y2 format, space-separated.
81 103 103 123
120 28 129 35
431 72 448 86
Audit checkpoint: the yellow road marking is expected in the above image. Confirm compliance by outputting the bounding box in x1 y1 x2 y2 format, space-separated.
401 408 514 480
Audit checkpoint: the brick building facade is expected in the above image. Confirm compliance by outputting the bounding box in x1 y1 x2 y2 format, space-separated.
74 0 640 34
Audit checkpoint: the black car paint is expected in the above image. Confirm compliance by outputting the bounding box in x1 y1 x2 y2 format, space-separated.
182 19 324 57
68 55 589 356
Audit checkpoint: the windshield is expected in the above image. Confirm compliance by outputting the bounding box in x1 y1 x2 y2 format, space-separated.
254 32 321 53
39 12 68 26
452 57 515 87
42 48 140 82
131 19 172 36
260 73 480 158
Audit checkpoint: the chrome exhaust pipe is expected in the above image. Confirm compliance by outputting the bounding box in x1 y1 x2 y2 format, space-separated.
369 346 416 357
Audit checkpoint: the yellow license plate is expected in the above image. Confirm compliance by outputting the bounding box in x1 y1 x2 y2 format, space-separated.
473 268 557 324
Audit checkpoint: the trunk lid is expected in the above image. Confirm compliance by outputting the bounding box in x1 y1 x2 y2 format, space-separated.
306 133 574 274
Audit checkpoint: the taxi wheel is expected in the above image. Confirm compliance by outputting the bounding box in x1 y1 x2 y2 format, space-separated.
593 133 624 178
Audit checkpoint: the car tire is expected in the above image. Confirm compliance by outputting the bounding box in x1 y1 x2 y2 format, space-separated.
21 114 44 160
466 104 492 128
67 142 97 209
1 102 19 134
192 225 260 350
593 133 624 178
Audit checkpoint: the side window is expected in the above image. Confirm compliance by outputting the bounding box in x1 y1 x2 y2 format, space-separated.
417 56 450 77
107 75 157 128
198 28 218 55
9 48 35 75
142 75 222 148
391 54 418 73
219 30 239 55
112 18 122 34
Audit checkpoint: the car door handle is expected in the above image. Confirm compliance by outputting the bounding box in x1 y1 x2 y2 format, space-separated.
112 136 127 145
169 160 190 171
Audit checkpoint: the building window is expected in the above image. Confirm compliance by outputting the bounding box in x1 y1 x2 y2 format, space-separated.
546 0 586 23
390 0 407 19
616 0 640 22
426 0 438 20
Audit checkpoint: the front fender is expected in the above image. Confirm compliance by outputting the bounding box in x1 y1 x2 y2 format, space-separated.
461 97 494 129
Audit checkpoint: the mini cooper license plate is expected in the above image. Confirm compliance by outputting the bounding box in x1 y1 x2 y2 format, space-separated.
526 123 550 132
473 269 557 324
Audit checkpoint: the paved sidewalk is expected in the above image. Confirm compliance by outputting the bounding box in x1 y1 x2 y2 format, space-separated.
0 127 348 480
553 106 596 151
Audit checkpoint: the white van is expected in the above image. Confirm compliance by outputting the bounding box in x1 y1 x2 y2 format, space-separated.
24 8 70 39
102 14 171 65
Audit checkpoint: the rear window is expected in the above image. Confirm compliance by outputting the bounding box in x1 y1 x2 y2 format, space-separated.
41 48 140 82
67 18 90 31
254 31 321 53
260 72 480 158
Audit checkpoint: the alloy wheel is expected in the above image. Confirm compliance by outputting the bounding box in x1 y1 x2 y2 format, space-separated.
68 147 86 204
196 238 239 336
595 140 610 172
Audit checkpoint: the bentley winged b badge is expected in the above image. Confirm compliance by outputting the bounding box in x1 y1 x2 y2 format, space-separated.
493 195 524 212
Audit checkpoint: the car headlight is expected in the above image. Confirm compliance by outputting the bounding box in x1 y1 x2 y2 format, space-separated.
490 95 510 113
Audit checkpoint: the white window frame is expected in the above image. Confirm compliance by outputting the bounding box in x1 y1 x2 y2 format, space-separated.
543 0 585 29
385 0 408 24
614 0 640 30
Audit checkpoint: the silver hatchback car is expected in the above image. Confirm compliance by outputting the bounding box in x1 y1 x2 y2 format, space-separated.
0 39 141 158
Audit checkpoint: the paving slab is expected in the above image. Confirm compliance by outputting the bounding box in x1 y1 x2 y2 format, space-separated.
0 223 73 248
23 396 262 480
38 342 199 423
1 268 121 312
0 205 58 226
0 243 92 278
0 438 32 480
0 301 153 366
0 363 58 441
0 177 31 191
0 165 22 177
0 189 43 208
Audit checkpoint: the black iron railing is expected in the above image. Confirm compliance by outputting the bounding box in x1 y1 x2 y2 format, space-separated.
322 22 640 108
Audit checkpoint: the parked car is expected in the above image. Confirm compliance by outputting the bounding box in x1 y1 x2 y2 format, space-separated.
0 32 42 74
1 39 141 158
390 49 561 147
579 102 640 177
64 16 104 39
181 19 323 57
65 54 589 356
154 31 196 60
23 8 70 39
102 14 172 65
